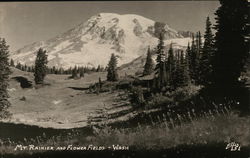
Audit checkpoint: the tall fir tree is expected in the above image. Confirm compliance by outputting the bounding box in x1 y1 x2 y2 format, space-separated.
166 43 175 89
177 50 190 87
196 31 203 55
34 48 48 84
186 42 191 68
195 31 203 84
200 17 214 86
71 65 78 78
155 33 167 89
185 42 192 85
16 62 21 69
189 35 197 83
174 51 182 88
79 67 84 78
212 0 249 86
96 65 101 72
10 59 15 67
189 33 202 84
143 47 154 76
0 38 11 118
107 53 119 81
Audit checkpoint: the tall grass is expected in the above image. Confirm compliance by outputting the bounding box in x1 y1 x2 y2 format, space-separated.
89 111 250 150
1 109 249 154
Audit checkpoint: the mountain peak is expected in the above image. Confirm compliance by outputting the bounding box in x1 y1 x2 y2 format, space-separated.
11 13 188 69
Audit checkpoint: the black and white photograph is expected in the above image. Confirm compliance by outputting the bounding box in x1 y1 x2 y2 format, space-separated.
0 1 249 158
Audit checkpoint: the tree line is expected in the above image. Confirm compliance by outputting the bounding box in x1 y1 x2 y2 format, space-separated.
142 18 213 92
11 58 106 75
142 0 249 92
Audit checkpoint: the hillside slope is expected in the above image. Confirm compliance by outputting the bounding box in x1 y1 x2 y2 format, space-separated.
5 68 129 129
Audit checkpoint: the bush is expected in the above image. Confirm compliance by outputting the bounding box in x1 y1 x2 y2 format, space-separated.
165 85 201 103
20 96 26 101
88 81 119 94
129 86 145 107
146 93 173 108
116 80 132 90
146 85 201 108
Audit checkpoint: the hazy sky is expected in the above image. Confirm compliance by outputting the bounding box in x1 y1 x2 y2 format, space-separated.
0 1 219 51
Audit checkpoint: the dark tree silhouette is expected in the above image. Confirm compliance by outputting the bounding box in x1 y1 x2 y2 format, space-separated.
143 47 154 76
200 17 214 86
0 38 11 118
155 33 167 89
189 35 197 83
10 59 15 67
212 0 249 86
188 33 202 84
166 43 175 89
107 53 119 81
177 51 190 87
79 67 84 78
71 65 78 79
34 48 48 84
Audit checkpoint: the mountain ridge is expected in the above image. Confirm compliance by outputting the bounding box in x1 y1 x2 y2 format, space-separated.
11 13 191 69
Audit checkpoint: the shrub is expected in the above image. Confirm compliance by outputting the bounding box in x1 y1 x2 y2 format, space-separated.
147 93 173 108
166 85 201 103
20 96 26 101
116 80 132 90
146 84 201 108
129 86 145 107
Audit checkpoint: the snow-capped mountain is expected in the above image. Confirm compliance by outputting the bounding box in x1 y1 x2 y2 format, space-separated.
11 13 190 69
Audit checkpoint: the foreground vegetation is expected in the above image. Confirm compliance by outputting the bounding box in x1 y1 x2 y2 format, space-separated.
0 110 249 154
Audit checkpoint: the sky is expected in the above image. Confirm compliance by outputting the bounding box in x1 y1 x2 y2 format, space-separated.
0 1 220 51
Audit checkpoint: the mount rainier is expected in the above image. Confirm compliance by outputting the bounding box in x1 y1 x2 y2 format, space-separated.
11 13 191 69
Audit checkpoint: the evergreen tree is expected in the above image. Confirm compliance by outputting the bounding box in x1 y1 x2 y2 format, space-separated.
143 47 154 76
79 67 84 78
166 43 175 89
16 62 21 70
0 38 11 118
52 66 56 74
155 33 167 89
196 31 203 55
34 48 48 84
31 66 35 72
186 42 191 70
71 65 78 78
189 35 196 83
24 64 27 71
58 68 63 75
179 51 190 87
10 59 14 67
189 34 201 84
27 66 31 72
96 65 101 72
212 0 249 86
173 51 181 88
91 67 96 72
200 17 214 86
98 77 102 90
21 65 25 71
107 53 119 81
196 31 202 84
